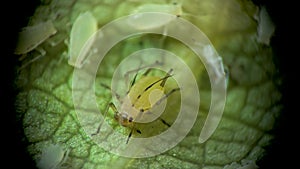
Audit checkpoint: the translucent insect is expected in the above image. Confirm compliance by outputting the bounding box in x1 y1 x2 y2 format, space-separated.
134 1 183 16
36 144 70 169
14 20 57 70
92 67 180 144
129 1 188 30
14 20 57 55
68 11 98 68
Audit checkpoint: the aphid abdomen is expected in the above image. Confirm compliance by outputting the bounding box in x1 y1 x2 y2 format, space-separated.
129 76 164 110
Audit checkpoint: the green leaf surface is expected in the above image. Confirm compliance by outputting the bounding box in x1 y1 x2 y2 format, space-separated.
15 0 281 168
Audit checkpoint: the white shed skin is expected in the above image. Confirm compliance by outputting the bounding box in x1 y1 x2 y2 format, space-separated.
68 11 98 68
14 20 57 55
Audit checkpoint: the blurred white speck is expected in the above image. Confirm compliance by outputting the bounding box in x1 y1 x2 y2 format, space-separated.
256 6 275 45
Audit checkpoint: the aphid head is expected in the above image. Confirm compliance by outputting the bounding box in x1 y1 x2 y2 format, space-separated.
114 112 134 127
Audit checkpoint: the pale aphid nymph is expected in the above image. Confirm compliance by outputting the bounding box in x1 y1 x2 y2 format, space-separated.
37 144 69 169
14 20 57 55
92 67 180 144
68 11 97 68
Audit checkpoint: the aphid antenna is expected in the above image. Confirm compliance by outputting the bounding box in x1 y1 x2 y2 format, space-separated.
124 60 164 79
140 87 180 127
100 83 121 102
140 74 172 93
154 87 180 107
128 59 145 90
130 71 174 108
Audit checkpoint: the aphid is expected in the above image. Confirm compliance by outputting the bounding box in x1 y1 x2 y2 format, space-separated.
14 20 57 55
68 11 98 68
14 20 57 71
129 1 185 30
36 144 70 169
92 67 180 144
134 2 183 16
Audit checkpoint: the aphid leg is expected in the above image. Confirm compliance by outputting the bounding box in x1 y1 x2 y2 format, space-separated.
91 102 118 136
125 61 144 91
143 60 165 74
142 68 154 76
126 113 142 144
142 74 173 94
48 34 66 47
129 67 154 92
131 73 174 108
126 127 134 144
126 126 142 144
152 87 180 127
59 148 70 167
141 109 171 127
126 60 163 93
100 83 122 103
35 46 46 57
160 118 171 127
156 87 180 106
128 71 139 92
160 69 173 87
18 47 46 71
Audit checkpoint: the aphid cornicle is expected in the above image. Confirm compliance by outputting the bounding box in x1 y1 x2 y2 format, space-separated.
92 67 180 144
